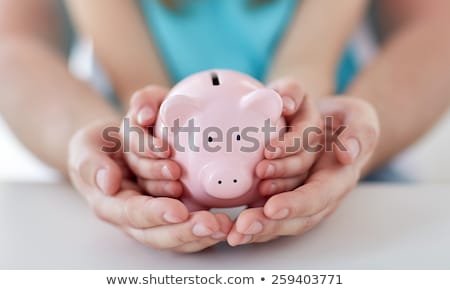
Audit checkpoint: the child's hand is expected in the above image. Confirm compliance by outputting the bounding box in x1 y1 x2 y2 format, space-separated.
227 78 323 246
256 78 323 197
121 85 183 198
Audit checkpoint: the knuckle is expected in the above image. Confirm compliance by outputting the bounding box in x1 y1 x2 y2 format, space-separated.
136 157 153 174
303 216 319 232
130 85 167 107
128 229 161 249
346 97 371 111
92 205 110 224
285 78 302 92
123 196 143 227
292 222 307 236
173 229 194 245
130 89 148 106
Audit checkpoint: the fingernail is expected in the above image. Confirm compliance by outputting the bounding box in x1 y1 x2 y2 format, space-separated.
211 232 227 240
346 138 361 160
163 212 183 223
244 221 263 235
272 208 289 220
161 165 174 179
282 96 296 112
238 235 253 245
264 164 275 178
137 107 154 125
192 224 213 237
95 168 108 193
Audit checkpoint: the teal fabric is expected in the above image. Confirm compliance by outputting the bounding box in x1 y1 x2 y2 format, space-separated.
140 0 359 92
336 46 359 93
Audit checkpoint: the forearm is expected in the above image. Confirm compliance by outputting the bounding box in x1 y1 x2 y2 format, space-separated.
0 37 120 174
268 0 369 98
347 16 450 175
65 0 170 105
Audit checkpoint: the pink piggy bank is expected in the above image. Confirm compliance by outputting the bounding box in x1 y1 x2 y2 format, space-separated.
155 69 285 211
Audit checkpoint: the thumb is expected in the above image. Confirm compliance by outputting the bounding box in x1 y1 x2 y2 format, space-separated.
69 122 123 196
128 85 169 126
319 98 380 166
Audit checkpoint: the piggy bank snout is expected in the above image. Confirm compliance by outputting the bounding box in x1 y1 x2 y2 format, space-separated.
200 163 253 200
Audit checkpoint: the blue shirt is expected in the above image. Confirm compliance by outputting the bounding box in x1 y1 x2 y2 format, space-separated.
140 0 358 92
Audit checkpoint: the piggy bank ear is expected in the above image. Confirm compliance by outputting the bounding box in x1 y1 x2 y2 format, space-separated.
240 88 283 120
159 95 203 126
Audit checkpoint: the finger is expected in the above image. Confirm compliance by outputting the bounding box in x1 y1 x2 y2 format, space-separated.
171 237 222 253
258 175 307 196
92 192 189 228
251 207 336 244
263 159 355 220
121 119 170 159
122 86 170 158
171 213 232 253
319 98 380 165
229 204 335 245
128 85 169 126
253 205 336 244
138 179 183 198
228 207 264 246
69 123 123 196
262 181 331 220
126 153 181 180
265 95 322 159
268 78 306 117
124 210 222 249
256 150 317 179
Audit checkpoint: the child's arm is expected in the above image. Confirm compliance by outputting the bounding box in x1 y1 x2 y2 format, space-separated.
65 0 170 106
268 0 369 98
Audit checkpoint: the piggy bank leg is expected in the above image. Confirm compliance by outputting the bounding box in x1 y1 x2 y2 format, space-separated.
181 197 209 212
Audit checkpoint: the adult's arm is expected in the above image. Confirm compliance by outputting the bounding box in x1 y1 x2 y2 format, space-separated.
348 0 450 174
0 0 119 174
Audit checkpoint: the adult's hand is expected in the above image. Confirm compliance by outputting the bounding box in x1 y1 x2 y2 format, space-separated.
68 121 232 253
228 97 380 246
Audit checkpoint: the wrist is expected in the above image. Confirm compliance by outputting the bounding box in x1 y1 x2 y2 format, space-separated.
267 66 335 99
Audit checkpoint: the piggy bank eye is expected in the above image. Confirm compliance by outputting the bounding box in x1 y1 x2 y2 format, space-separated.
208 136 213 142
236 134 241 141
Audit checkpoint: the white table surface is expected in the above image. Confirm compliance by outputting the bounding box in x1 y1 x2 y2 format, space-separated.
0 182 449 270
